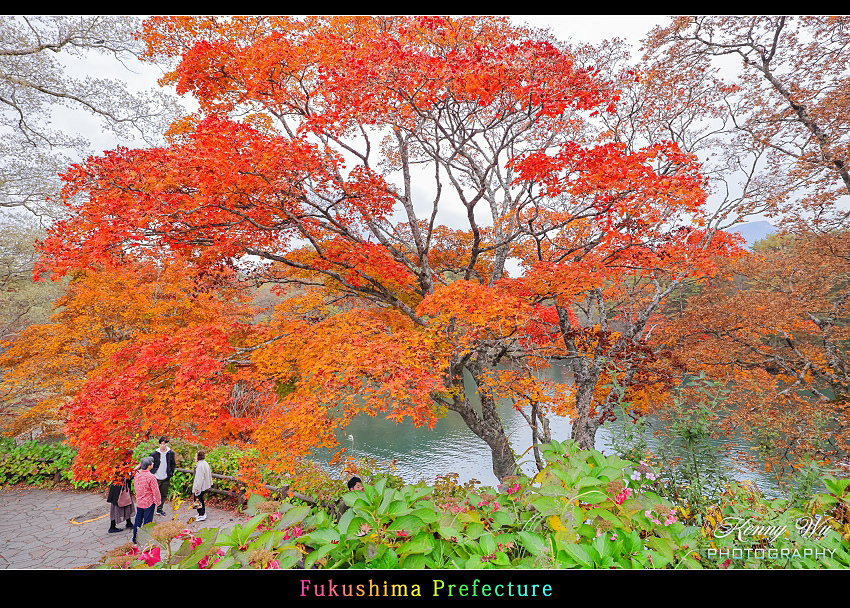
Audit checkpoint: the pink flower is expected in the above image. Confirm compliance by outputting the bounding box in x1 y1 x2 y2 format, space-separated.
190 536 203 549
507 483 521 495
614 488 633 505
492 502 500 511
644 510 662 525
282 524 304 541
265 560 281 569
138 546 161 567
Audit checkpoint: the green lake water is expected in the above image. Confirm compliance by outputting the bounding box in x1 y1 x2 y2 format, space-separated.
310 363 787 496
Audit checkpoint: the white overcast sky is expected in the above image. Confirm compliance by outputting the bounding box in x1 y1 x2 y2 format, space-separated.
46 15 773 275
69 15 667 155
515 14 663 46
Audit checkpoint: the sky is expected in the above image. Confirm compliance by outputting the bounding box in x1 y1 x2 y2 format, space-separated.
514 14 664 46
43 14 679 277
69 15 670 156
45 15 769 274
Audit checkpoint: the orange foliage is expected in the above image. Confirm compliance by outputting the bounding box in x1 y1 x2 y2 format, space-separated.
660 231 850 476
25 16 745 480
0 257 259 480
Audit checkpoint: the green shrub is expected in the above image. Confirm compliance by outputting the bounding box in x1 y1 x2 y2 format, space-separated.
0 439 97 489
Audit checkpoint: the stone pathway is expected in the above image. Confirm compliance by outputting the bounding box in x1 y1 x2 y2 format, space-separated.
0 486 250 569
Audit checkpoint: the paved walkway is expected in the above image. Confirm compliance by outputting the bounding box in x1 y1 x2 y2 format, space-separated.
0 486 250 569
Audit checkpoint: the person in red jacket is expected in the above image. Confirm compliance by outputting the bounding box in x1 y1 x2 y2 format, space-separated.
132 457 161 545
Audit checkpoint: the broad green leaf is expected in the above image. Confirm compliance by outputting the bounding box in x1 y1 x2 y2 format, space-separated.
465 554 489 569
562 543 593 568
378 490 396 515
647 537 674 563
438 526 462 541
531 495 560 515
387 514 426 534
278 505 310 528
411 507 439 524
478 532 497 554
646 549 671 569
536 483 570 497
465 522 486 539
210 556 236 569
303 527 340 545
596 467 625 480
517 531 546 555
586 508 624 528
592 533 611 559
337 508 357 536
578 476 605 489
576 489 607 504
304 542 337 569
398 533 435 555
401 553 426 569
386 500 411 517
491 508 514 526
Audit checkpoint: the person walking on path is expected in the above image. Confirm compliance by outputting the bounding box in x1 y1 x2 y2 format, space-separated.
191 450 213 522
132 457 161 545
150 437 176 517
106 474 135 533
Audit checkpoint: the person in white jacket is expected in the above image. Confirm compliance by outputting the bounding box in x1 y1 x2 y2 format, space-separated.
192 451 213 521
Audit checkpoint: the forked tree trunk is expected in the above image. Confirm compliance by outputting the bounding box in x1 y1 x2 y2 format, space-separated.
444 362 519 482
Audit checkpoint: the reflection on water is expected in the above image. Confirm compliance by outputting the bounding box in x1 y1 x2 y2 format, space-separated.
309 364 784 496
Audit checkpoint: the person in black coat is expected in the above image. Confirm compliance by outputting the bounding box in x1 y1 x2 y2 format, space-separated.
149 437 177 516
106 474 135 533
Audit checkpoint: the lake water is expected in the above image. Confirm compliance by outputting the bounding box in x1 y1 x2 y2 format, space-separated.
309 364 786 496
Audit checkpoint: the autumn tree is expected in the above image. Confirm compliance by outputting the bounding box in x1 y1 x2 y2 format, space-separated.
644 16 850 231
0 257 261 474
0 215 64 343
0 15 178 218
638 16 850 478
661 231 850 478
500 35 746 450
36 16 732 480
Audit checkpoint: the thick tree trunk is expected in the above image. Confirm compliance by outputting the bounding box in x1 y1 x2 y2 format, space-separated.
570 377 600 450
448 394 518 480
444 359 519 481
